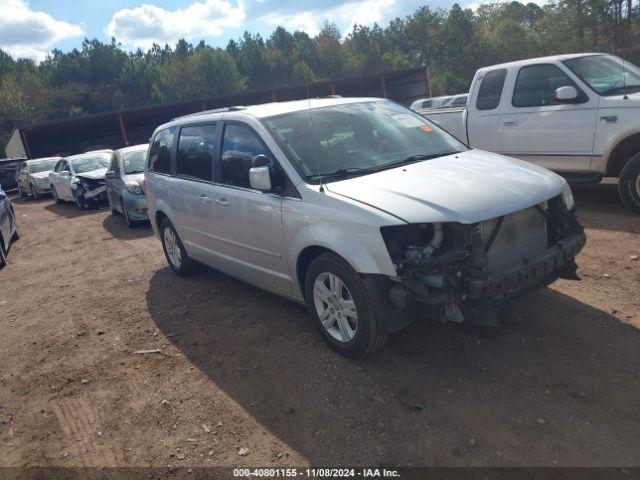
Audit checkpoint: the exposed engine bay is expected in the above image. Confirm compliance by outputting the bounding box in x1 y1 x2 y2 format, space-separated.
380 195 586 326
71 175 107 208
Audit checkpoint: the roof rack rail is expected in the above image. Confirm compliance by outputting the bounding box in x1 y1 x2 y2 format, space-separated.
173 105 247 120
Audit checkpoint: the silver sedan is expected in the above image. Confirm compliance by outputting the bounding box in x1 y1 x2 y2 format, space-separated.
105 144 149 227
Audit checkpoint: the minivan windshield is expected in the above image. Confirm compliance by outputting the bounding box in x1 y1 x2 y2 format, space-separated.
563 55 640 96
72 156 110 174
29 159 58 173
263 101 466 183
122 150 147 174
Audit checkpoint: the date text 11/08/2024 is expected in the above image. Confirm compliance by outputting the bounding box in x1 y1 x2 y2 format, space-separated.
233 468 401 478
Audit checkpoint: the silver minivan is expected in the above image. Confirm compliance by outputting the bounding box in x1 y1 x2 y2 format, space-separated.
145 97 585 357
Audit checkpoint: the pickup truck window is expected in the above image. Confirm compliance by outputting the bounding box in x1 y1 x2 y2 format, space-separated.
513 64 587 108
476 69 507 110
563 55 640 96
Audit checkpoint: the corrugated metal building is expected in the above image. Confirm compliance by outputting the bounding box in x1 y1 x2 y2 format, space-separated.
5 67 430 159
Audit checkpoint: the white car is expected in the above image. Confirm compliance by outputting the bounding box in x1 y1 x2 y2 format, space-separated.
146 97 585 357
49 151 112 209
420 53 640 213
15 157 61 199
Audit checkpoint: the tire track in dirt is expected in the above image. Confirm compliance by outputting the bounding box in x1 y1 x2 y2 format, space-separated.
51 395 119 466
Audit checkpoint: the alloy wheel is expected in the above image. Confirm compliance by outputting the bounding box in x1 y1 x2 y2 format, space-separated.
163 227 182 269
313 272 358 343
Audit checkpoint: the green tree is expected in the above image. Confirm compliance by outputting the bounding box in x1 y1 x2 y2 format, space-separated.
291 60 316 84
190 47 245 96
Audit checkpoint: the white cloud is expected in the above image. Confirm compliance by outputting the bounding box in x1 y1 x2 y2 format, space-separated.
106 0 246 49
264 0 396 37
0 0 84 61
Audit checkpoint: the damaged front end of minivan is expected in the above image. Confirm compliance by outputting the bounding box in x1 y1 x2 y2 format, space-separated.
376 195 586 328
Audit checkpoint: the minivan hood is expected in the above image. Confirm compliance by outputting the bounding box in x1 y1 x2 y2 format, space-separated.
324 149 565 224
75 168 107 180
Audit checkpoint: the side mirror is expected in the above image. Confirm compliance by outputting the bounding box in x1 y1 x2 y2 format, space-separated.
555 86 579 102
249 155 273 191
105 171 117 180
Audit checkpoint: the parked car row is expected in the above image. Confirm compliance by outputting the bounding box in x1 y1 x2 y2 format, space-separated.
15 145 150 225
410 93 468 111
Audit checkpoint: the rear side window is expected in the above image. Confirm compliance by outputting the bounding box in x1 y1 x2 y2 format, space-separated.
220 124 270 189
148 128 174 174
176 124 217 181
476 69 507 111
513 64 587 108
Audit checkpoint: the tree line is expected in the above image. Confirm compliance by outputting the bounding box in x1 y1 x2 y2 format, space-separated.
1 0 639 154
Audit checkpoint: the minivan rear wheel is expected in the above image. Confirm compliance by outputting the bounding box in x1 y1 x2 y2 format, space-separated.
304 252 389 358
160 218 195 276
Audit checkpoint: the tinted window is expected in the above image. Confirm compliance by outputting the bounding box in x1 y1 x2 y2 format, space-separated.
220 124 269 188
177 124 216 181
513 64 587 107
148 128 173 174
476 69 507 111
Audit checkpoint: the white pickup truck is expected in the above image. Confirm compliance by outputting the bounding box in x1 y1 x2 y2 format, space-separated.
420 53 640 213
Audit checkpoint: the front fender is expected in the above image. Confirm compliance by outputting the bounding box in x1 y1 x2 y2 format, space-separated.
287 222 397 298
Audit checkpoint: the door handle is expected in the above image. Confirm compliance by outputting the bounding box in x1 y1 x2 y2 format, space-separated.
215 198 230 207
198 194 211 203
503 120 518 126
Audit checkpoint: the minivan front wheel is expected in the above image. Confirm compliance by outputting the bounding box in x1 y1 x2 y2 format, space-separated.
305 253 388 358
160 218 195 276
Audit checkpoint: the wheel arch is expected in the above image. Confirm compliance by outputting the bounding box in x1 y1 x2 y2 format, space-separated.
605 131 640 177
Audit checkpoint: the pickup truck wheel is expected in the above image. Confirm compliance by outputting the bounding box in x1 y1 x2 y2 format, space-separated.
619 152 640 214
51 185 64 204
160 218 195 276
305 253 389 358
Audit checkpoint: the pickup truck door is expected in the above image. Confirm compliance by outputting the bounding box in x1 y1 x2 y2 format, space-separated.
498 63 597 172
467 68 508 151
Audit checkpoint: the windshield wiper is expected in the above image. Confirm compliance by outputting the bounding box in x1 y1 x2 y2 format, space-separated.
313 166 379 181
600 84 640 96
399 152 460 164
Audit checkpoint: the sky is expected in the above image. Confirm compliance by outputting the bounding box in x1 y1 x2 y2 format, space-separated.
0 0 465 62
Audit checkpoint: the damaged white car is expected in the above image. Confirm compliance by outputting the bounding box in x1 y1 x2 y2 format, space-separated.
50 151 112 209
146 98 586 358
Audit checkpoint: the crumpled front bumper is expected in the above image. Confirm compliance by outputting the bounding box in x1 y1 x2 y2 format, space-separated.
465 232 586 302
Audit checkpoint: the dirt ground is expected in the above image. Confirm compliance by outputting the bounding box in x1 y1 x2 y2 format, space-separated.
0 180 639 469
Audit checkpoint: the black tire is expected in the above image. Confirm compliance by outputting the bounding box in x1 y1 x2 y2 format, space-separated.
121 199 135 228
51 185 64 204
159 217 195 276
304 252 389 358
73 187 87 210
619 152 640 214
17 185 26 198
30 183 40 200
0 236 6 268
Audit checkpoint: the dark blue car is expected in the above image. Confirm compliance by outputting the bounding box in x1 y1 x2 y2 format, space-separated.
0 185 19 268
